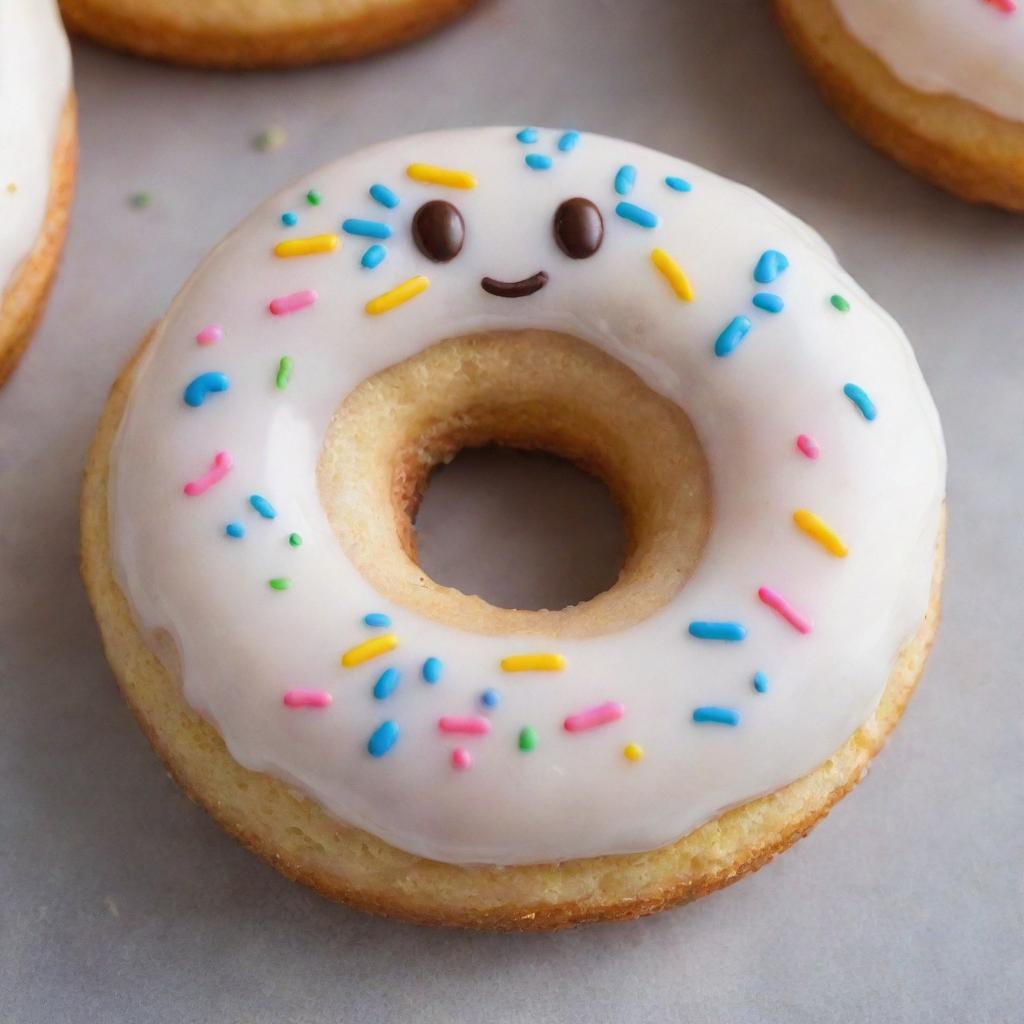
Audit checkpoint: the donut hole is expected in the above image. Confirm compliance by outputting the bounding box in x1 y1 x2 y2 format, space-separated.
318 330 710 638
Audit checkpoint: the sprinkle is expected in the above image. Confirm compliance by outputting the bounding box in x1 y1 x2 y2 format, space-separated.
183 451 232 497
273 234 339 258
367 720 399 757
714 316 753 357
753 249 789 284
283 689 331 709
753 671 769 693
651 248 694 301
500 653 565 672
758 586 813 634
830 294 850 312
438 715 491 735
558 130 580 152
623 743 644 762
252 126 286 152
365 275 429 315
451 748 473 771
280 211 298 227
793 509 848 557
341 634 399 667
688 621 747 642
480 688 501 708
342 218 392 239
615 201 658 229
183 371 230 408
306 189 322 205
516 127 539 144
844 383 877 421
525 153 553 171
752 292 784 313
373 667 401 701
195 324 223 346
249 494 276 519
272 356 293 391
796 434 821 459
406 163 477 189
692 706 741 726
6 182 16 194
564 701 625 733
361 244 387 269
614 165 637 195
984 0 1017 13
665 175 692 192
268 289 317 316
363 612 392 628
422 657 443 684
129 192 152 209
268 577 291 591
518 726 538 752
369 183 400 208
288 532 302 547
225 522 245 539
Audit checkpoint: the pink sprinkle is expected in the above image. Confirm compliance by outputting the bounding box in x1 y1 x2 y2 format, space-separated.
268 289 318 316
985 0 1016 14
438 715 492 736
757 586 813 634
183 450 233 496
564 701 625 733
796 434 820 459
195 324 223 345
283 689 332 709
451 748 473 771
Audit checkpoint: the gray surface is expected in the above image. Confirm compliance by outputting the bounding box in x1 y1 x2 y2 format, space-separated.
1 0 1022 1020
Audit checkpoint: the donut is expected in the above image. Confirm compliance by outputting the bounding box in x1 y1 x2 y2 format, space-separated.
58 0 478 70
774 0 1024 211
82 127 946 929
0 0 76 387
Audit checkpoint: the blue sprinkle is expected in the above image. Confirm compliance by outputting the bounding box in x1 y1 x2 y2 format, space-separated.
342 218 392 239
754 249 789 284
422 657 443 684
280 211 298 227
844 383 877 421
225 522 245 539
714 316 753 357
558 130 580 152
480 688 501 708
249 494 276 519
369 183 399 209
614 165 637 195
752 292 784 314
363 612 392 628
361 244 387 269
688 621 747 642
367 720 399 757
373 667 401 701
183 371 230 408
753 671 769 694
665 176 692 192
693 706 741 726
516 127 539 144
615 201 658 229
525 153 553 171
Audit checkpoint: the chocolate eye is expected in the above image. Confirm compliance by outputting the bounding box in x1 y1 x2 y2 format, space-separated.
412 200 464 262
553 197 603 259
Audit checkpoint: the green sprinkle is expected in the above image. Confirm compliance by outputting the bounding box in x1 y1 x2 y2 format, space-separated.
275 356 293 390
268 577 292 591
252 126 286 152
306 189 322 206
518 726 538 752
129 192 152 209
830 294 850 312
288 533 302 548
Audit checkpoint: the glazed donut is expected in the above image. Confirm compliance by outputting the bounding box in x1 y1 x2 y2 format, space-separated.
82 128 946 929
0 0 76 386
774 0 1024 211
58 0 478 70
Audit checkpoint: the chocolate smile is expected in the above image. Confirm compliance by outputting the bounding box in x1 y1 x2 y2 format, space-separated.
480 271 549 298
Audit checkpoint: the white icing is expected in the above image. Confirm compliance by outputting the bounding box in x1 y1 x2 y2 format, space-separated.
833 0 1024 122
109 129 946 866
0 0 71 293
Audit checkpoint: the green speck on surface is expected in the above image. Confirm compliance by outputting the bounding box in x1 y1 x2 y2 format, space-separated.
306 189 322 206
269 577 292 591
518 726 538 752
130 192 152 209
830 294 850 312
288 533 302 548
275 355 293 390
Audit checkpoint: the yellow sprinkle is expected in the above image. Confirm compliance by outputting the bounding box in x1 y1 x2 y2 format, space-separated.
650 248 694 301
273 234 340 258
793 509 848 558
406 163 477 189
365 275 430 316
623 743 644 762
500 653 566 672
340 633 399 667
5 182 16 194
